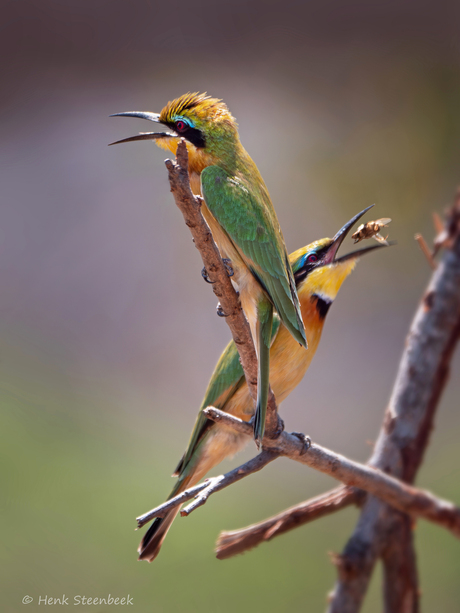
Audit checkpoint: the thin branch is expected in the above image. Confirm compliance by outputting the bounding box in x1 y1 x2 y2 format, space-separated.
415 233 436 269
216 486 363 560
165 140 279 436
180 450 279 516
136 450 279 529
202 408 460 539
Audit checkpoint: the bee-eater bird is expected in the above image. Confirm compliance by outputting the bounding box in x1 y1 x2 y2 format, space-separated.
137 207 386 562
111 92 307 444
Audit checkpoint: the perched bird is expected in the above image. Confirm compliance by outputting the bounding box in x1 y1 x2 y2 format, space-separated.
137 207 386 561
111 93 307 444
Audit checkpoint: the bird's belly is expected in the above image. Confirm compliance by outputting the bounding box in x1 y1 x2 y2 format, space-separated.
223 382 255 421
270 321 322 403
187 428 250 485
270 342 311 402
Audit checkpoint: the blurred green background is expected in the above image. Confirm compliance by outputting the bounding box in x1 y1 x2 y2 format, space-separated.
1 1 460 611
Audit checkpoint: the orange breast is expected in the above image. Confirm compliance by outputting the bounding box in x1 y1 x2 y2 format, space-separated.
222 296 324 421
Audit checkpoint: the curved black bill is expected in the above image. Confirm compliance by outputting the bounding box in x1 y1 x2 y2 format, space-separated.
110 111 161 122
325 205 392 264
108 132 175 146
109 111 175 146
335 241 390 263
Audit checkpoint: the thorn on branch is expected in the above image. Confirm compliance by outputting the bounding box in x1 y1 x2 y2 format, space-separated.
415 234 436 269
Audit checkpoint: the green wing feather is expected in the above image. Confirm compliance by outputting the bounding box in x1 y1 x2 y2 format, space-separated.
174 316 281 477
201 166 306 347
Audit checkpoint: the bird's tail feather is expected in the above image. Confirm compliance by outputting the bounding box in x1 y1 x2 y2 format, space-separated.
137 509 180 562
253 301 273 445
138 473 193 562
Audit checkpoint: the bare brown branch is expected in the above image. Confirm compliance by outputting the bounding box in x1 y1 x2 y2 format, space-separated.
165 140 280 436
203 408 460 539
136 450 279 529
381 512 419 613
216 486 363 560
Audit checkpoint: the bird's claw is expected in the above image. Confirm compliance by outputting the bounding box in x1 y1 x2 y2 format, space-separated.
201 267 216 284
202 259 232 282
275 415 285 438
222 258 234 277
216 303 228 317
248 414 284 448
291 431 311 455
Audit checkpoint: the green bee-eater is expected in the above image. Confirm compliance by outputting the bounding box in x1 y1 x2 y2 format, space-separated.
111 92 307 443
136 207 386 561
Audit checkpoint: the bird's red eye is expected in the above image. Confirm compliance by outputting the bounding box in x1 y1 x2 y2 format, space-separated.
176 121 186 132
307 253 318 263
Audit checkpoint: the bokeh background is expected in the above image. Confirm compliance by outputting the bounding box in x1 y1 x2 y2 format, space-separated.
2 1 460 611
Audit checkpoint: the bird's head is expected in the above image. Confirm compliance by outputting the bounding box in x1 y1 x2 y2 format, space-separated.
291 205 389 318
110 93 239 165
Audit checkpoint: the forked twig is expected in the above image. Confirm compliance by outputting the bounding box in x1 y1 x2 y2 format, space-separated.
136 450 279 528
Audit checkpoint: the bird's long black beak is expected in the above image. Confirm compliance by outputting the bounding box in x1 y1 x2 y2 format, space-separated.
109 111 175 146
325 205 390 264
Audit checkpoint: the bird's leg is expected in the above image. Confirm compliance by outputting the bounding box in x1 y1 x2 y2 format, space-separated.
201 266 216 284
291 432 312 455
247 414 284 446
222 258 234 277
274 414 285 438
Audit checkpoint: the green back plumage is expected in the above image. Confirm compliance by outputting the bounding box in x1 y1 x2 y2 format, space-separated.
201 166 306 347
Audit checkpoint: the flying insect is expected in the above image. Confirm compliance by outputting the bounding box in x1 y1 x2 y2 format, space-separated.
352 218 392 246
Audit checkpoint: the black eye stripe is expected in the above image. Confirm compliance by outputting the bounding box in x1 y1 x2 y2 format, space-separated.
293 244 331 285
166 121 206 148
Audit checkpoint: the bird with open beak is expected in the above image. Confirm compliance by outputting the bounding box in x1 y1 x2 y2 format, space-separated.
111 92 310 445
135 206 389 562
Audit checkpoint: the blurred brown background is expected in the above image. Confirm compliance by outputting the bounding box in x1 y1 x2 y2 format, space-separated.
1 1 460 611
